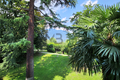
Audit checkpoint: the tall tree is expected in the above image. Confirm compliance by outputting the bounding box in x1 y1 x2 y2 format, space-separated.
0 0 76 79
0 0 47 70
26 0 76 79
0 0 32 69
26 0 34 79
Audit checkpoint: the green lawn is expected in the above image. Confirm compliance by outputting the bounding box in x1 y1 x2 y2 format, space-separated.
0 52 102 80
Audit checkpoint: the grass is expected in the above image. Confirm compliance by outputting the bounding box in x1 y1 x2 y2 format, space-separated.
0 52 102 80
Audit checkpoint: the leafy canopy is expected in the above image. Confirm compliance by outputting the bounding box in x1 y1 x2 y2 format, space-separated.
69 2 120 80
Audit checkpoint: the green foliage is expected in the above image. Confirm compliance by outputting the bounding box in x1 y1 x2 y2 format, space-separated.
53 43 62 51
48 48 55 53
0 38 31 69
63 47 70 54
47 41 68 53
0 0 48 69
47 44 55 53
47 39 61 51
50 38 57 43
69 2 120 80
0 12 30 69
34 26 47 50
0 0 77 76
47 40 68 54
0 38 30 68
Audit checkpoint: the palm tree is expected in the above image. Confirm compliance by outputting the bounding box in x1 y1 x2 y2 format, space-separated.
69 3 120 80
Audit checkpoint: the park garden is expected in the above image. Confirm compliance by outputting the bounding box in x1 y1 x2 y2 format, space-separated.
0 0 120 80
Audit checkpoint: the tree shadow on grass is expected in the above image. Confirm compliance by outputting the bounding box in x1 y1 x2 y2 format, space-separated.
0 64 26 80
33 54 72 80
0 53 73 80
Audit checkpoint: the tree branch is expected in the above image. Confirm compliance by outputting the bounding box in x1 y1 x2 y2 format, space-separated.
20 8 29 12
34 15 43 20
34 6 46 16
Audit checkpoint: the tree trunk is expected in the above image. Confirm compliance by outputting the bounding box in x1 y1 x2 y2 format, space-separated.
63 51 64 54
26 0 34 80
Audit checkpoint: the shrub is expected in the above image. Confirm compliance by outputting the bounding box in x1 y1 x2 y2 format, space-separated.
64 47 70 54
48 48 55 53
47 42 68 53
54 44 61 51
47 44 55 53
1 38 31 69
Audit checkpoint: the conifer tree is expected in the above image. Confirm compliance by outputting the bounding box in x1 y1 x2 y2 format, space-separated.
26 0 76 79
0 0 76 79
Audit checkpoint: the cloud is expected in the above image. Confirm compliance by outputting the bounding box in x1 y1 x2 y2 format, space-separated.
52 6 65 12
45 23 66 30
34 0 41 7
92 0 98 5
25 0 29 1
81 0 98 6
61 17 66 21
68 30 73 33
53 27 67 31
45 25 67 31
25 0 41 7
25 0 65 13
70 15 74 19
45 23 73 34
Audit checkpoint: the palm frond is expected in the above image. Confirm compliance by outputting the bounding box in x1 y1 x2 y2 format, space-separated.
92 5 110 22
112 31 120 38
96 44 120 62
